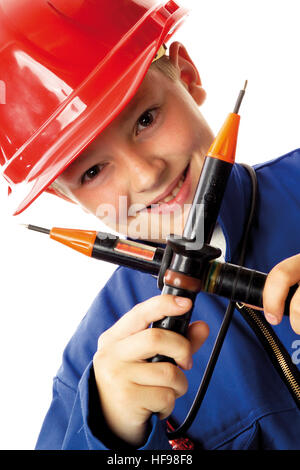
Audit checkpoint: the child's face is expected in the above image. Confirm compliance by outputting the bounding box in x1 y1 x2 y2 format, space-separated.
56 58 214 242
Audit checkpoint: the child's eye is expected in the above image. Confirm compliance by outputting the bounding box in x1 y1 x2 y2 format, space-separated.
81 164 105 185
135 108 158 135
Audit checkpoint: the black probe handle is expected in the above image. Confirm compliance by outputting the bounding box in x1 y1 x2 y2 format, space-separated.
214 262 298 316
149 271 298 365
149 285 195 365
149 158 233 365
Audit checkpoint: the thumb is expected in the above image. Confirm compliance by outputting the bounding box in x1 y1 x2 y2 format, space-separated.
187 321 209 355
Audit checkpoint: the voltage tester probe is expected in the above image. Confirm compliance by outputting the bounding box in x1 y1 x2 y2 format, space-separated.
24 82 296 323
24 83 300 440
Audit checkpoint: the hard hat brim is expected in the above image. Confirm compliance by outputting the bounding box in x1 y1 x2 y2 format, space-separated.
8 6 188 215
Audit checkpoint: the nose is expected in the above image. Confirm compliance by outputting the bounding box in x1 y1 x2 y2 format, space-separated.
124 152 166 193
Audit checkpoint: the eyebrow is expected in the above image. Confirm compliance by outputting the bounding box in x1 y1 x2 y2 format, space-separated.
124 84 157 117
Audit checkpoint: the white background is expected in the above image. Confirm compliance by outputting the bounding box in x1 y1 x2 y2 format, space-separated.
0 0 299 449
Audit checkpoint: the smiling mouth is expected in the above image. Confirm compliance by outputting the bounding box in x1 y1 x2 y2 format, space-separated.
145 164 190 209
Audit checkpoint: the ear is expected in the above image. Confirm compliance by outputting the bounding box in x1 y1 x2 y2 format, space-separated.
168 42 206 106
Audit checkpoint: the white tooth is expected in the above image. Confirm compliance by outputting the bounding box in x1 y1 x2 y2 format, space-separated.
172 185 180 197
174 174 185 192
156 172 186 204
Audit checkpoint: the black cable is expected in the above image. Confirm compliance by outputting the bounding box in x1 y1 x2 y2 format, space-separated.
167 301 237 439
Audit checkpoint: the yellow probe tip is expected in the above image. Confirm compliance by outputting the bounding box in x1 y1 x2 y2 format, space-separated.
243 80 248 91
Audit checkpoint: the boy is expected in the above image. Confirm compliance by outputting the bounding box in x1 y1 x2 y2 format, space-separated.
0 0 299 449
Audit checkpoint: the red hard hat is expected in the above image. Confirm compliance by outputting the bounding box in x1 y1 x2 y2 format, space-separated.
0 0 187 215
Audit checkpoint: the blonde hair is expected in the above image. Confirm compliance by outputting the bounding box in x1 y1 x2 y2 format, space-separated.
151 54 179 81
49 179 73 200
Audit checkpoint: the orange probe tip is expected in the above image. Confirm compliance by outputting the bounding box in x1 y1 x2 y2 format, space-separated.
207 113 240 164
50 227 97 257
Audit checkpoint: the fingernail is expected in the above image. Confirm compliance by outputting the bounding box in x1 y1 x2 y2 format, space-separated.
175 297 191 307
265 313 279 325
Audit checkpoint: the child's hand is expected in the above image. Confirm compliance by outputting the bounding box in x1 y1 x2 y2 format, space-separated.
263 253 300 334
93 295 209 447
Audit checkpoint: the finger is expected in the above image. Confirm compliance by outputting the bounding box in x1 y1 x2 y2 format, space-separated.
116 327 192 369
263 254 300 325
187 321 210 357
129 362 188 398
98 295 192 347
136 384 177 420
289 285 300 334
